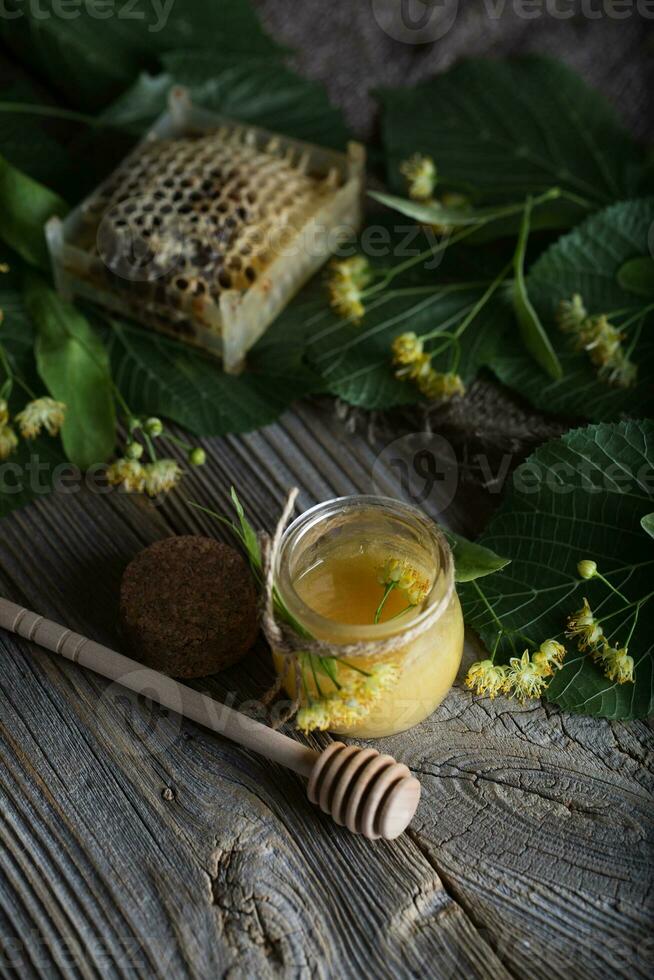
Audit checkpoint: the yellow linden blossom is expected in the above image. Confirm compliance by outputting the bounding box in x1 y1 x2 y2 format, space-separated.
106 458 146 493
392 335 465 402
418 369 465 401
295 660 401 732
15 397 66 439
379 558 430 606
354 661 400 703
391 331 424 365
505 650 549 701
0 398 9 427
327 254 372 322
556 294 587 334
144 459 182 496
394 351 432 383
592 644 634 684
296 700 332 733
556 297 637 389
464 659 509 698
566 597 604 651
0 423 18 461
532 639 566 676
400 153 437 201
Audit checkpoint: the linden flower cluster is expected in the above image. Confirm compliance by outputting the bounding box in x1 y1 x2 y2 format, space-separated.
565 559 635 685
391 332 465 402
399 153 471 233
296 661 400 734
106 416 206 497
557 294 637 389
465 639 566 703
0 396 66 461
327 255 372 322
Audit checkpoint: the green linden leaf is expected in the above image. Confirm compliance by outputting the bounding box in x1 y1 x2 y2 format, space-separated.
445 531 511 583
0 154 67 270
641 514 654 540
270 221 511 411
617 257 654 298
378 55 644 219
490 198 654 421
102 52 350 150
106 316 323 437
460 419 654 720
25 275 116 469
0 0 280 109
0 82 72 193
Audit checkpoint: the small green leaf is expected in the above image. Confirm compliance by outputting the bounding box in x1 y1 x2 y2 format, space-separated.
368 190 517 227
641 514 654 539
0 154 67 269
24 275 115 468
368 189 569 234
446 531 511 582
512 197 562 381
230 486 262 569
617 257 654 298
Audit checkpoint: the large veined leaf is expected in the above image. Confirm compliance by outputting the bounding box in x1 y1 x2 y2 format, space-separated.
490 198 654 420
26 276 116 468
460 420 654 720
0 82 71 192
0 0 279 109
102 52 350 149
379 56 645 217
106 316 323 437
270 221 512 410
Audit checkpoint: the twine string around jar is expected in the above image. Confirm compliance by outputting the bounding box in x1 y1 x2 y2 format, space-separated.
258 489 455 727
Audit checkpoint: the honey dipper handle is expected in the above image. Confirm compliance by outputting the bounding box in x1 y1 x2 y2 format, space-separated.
0 597 317 778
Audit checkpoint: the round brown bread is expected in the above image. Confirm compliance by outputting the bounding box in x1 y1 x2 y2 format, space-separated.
120 536 258 678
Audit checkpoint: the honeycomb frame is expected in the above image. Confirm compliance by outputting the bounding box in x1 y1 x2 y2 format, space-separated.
47 86 365 373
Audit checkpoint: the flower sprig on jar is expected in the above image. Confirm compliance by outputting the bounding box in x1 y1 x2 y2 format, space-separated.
375 557 430 622
295 658 400 734
106 414 206 497
295 555 430 732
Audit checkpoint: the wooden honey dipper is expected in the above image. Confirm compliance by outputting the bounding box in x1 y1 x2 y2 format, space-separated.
0 597 421 840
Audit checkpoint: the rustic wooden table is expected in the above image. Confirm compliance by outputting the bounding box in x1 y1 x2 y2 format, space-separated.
0 399 651 980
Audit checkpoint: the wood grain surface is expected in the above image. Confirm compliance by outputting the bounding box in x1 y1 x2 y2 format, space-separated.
0 400 651 980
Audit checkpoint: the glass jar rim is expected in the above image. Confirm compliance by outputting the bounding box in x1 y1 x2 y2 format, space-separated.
274 494 455 642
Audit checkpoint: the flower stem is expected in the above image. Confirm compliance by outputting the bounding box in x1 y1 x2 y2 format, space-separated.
595 571 630 605
374 582 395 623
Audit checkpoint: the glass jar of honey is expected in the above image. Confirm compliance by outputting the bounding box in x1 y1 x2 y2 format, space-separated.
272 496 464 738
